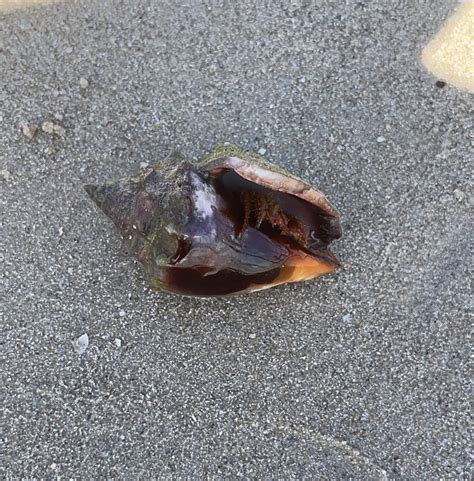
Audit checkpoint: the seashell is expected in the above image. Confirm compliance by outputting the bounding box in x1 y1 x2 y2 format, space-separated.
85 144 342 297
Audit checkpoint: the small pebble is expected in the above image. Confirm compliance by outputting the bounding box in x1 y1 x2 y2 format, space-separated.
118 309 126 317
58 226 64 236
79 77 89 89
258 147 267 156
44 147 55 156
342 313 353 323
453 188 466 203
73 334 89 354
114 338 122 347
376 136 386 143
50 463 58 471
41 121 65 137
41 121 55 134
249 333 257 339
19 122 37 140
139 161 150 169
0 169 12 182
54 113 64 121
54 125 66 137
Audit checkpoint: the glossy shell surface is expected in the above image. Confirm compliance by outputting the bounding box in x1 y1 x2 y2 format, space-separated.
85 144 342 296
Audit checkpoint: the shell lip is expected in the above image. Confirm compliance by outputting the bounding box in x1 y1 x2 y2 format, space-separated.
203 155 341 220
307 245 342 268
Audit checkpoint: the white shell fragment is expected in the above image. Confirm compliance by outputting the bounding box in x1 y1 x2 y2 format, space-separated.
20 121 37 140
79 77 89 89
342 313 353 323
41 121 66 137
453 188 466 203
73 333 89 354
0 169 12 182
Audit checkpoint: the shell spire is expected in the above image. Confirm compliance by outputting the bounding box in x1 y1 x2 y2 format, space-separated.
85 179 139 234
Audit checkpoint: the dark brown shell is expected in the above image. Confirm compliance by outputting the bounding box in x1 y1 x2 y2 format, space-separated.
85 144 342 297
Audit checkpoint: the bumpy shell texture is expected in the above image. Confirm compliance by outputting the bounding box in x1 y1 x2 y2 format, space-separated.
85 144 342 296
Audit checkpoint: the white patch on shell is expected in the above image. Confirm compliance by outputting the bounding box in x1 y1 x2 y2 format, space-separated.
190 172 217 222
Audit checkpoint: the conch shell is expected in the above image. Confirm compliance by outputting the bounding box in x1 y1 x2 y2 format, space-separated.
85 144 342 296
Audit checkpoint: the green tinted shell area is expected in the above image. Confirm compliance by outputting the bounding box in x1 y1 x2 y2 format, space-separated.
85 145 342 297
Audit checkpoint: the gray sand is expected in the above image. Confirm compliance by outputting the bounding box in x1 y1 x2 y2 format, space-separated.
1 0 471 478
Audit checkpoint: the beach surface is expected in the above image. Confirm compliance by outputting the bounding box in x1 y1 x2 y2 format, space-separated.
1 1 471 478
